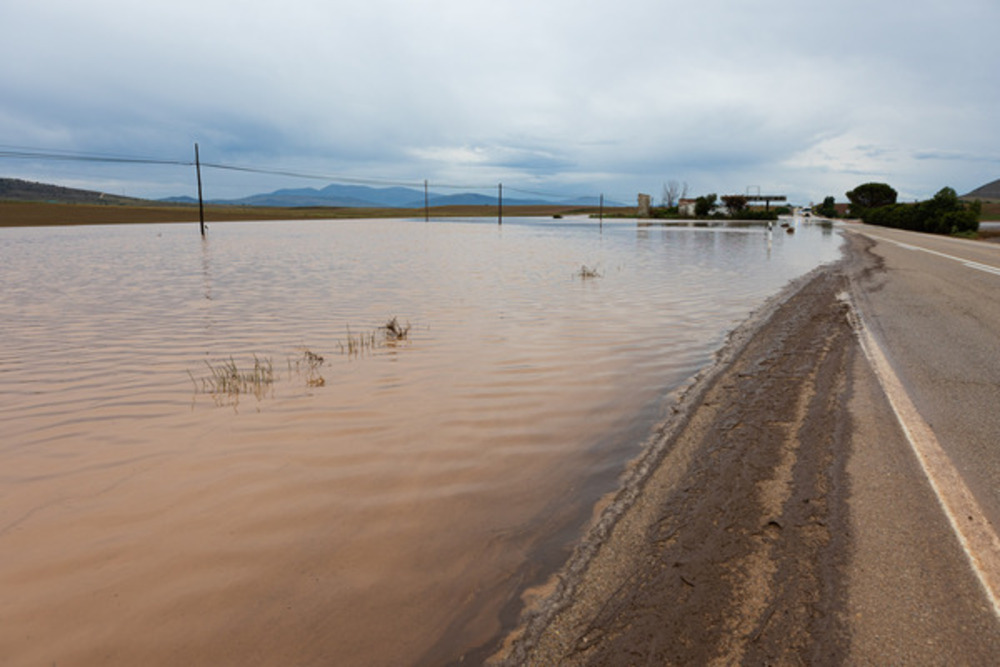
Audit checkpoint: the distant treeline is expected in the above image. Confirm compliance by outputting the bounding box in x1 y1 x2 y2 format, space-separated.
649 193 783 221
847 182 980 236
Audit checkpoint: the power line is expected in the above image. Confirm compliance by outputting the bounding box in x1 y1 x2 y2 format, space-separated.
199 161 427 189
0 147 190 167
505 184 597 201
0 146 462 189
427 180 498 191
0 144 605 201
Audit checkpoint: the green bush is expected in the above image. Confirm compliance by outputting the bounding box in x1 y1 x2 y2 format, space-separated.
862 187 979 235
816 196 838 218
649 206 680 219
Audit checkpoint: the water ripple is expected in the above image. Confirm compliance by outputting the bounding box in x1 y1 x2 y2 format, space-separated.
0 217 840 664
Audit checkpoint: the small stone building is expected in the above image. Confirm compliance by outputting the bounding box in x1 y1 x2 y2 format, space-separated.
637 193 651 217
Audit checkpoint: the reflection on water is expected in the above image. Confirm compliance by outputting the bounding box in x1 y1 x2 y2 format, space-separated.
0 217 839 665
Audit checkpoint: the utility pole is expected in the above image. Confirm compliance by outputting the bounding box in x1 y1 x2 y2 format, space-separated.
195 143 205 237
424 179 429 222
498 183 503 225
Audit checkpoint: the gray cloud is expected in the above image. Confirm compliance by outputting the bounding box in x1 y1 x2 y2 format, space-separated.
2 0 998 203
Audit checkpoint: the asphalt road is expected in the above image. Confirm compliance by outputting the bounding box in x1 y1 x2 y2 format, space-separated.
839 224 1000 661
846 224 1000 533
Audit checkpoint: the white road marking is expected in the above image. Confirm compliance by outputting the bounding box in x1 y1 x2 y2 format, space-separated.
885 239 1000 277
847 294 1000 619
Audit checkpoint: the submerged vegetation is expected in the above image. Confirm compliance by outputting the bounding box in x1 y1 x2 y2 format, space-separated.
291 348 326 387
383 316 410 341
339 317 411 357
340 325 380 357
191 318 411 407
191 355 275 407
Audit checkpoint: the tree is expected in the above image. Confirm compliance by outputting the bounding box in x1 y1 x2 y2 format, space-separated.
694 193 717 217
661 180 680 208
721 195 748 215
846 182 897 216
816 196 837 218
660 180 689 208
927 186 959 212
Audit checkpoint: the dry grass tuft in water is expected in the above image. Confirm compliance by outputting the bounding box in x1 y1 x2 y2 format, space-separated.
291 348 326 387
191 355 275 406
339 325 380 357
338 317 412 356
382 316 410 341
190 349 329 409
577 264 603 279
190 321 411 408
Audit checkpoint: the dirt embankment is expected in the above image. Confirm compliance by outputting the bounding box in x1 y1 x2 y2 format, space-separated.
492 253 860 665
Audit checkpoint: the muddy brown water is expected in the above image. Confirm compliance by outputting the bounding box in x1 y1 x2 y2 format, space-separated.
0 217 839 665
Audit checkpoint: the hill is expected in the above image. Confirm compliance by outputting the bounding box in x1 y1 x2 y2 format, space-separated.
3 176 624 210
963 178 1000 201
220 183 428 207
0 177 144 205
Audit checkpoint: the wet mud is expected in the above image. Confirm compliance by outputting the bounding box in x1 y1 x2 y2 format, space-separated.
492 254 860 665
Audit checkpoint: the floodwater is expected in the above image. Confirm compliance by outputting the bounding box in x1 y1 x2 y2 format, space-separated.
0 216 840 665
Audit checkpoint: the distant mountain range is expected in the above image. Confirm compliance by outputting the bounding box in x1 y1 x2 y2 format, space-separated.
160 182 617 208
0 176 616 208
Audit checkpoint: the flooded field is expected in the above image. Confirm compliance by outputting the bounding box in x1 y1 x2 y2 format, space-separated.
0 216 840 665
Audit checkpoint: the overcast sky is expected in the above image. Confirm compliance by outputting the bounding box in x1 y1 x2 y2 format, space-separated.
2 0 998 204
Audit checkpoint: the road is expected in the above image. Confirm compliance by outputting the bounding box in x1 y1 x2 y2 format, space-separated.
846 225 1000 532
842 224 1000 662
